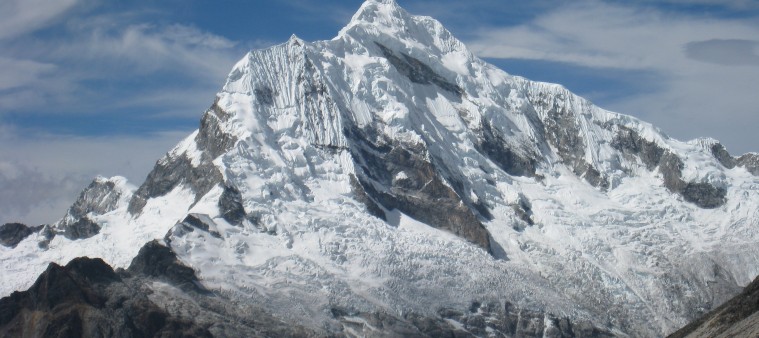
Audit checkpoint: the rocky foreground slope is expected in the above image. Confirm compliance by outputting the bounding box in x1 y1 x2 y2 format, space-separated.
2 0 759 336
668 274 759 338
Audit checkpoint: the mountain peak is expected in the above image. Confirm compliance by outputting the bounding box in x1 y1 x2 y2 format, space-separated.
4 2 759 337
340 0 413 37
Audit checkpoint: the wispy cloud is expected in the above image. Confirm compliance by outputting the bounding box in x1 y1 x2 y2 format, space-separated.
0 8 244 117
685 39 759 66
0 126 188 225
0 0 79 40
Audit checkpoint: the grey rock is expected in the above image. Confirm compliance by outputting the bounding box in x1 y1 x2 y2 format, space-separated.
349 174 386 221
346 124 493 254
195 101 237 160
218 184 246 226
542 98 608 189
476 119 537 177
0 242 319 337
511 193 535 230
254 86 274 105
737 153 759 176
128 155 223 215
680 182 727 209
37 225 56 249
57 177 125 240
65 179 122 221
612 125 665 170
529 90 608 189
0 223 42 248
128 101 235 215
613 126 727 208
668 273 759 338
659 152 686 193
0 257 212 338
62 217 100 240
375 42 463 96
127 240 208 293
175 214 222 239
710 143 736 169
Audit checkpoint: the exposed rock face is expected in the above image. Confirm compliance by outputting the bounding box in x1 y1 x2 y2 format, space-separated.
710 143 736 169
613 126 726 208
62 217 101 240
195 102 238 160
218 184 246 226
348 174 386 220
0 257 212 338
346 125 493 254
738 153 759 176
375 42 463 96
57 177 127 240
128 102 236 215
64 179 121 221
0 223 42 248
532 91 609 189
668 274 759 338
612 126 666 170
0 242 316 338
127 240 208 293
476 119 537 178
128 155 223 214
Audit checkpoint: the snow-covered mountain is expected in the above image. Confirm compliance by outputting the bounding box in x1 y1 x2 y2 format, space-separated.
3 0 759 336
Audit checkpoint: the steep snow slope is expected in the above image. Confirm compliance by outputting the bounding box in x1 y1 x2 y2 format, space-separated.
3 0 759 336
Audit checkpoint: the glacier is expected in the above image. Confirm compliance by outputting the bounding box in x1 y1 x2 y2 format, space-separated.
2 0 759 336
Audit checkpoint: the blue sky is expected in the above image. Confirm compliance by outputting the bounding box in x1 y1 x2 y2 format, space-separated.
1 0 759 224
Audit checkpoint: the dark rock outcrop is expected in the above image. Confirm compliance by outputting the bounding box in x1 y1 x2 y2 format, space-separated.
511 194 535 230
737 153 759 176
668 274 759 338
346 124 493 254
612 126 727 208
218 184 246 226
64 179 122 223
128 155 223 215
62 217 101 240
476 119 537 177
375 42 463 96
528 90 609 189
612 126 665 170
0 257 212 338
710 143 736 169
0 223 42 248
0 241 316 337
57 177 125 240
195 102 238 160
128 101 236 215
127 240 207 293
348 174 387 221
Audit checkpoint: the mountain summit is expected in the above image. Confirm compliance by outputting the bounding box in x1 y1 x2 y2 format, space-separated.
3 1 759 336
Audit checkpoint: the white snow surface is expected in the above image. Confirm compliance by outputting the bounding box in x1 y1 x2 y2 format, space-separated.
2 1 759 336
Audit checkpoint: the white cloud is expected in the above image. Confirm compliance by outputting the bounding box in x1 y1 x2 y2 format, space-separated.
685 39 759 66
465 1 759 154
0 57 56 91
0 16 244 117
0 127 189 225
0 0 79 40
64 22 241 79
